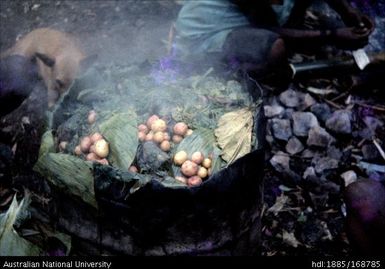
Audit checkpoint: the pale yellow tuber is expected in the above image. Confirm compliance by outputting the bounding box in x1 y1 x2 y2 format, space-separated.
94 139 109 158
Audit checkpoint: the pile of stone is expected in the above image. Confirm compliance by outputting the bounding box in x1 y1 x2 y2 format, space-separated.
265 86 384 198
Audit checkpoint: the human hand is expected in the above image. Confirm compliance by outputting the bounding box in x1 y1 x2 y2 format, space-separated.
343 10 375 34
332 27 371 50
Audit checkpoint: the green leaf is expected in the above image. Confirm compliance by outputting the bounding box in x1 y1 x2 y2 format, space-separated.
160 176 189 188
38 130 55 158
173 128 224 177
99 111 138 171
51 232 72 256
0 196 41 256
34 153 97 208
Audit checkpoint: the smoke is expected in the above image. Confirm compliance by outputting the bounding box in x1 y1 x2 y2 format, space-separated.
80 0 182 66
0 0 182 66
1 0 384 114
150 54 180 85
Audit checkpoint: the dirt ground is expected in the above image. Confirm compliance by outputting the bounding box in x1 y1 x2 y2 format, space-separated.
0 0 180 65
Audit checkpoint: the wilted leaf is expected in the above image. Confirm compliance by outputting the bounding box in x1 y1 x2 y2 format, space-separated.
34 153 96 208
215 107 253 164
267 194 289 215
278 185 294 192
0 196 41 256
137 142 170 173
307 86 337 96
282 230 302 248
99 111 138 171
94 163 151 195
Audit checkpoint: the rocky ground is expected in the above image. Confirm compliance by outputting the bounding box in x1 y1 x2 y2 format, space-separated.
1 0 384 256
261 82 385 255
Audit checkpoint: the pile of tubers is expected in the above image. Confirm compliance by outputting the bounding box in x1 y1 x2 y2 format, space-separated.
74 132 110 165
174 150 212 187
71 112 215 187
137 114 193 152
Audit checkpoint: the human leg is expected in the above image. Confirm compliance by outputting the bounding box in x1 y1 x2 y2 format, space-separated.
222 27 288 81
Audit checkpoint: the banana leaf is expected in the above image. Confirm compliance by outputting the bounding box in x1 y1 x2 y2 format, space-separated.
99 111 138 171
172 128 224 178
0 196 41 256
34 153 96 208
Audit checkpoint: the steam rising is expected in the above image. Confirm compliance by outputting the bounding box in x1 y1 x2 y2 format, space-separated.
1 0 384 114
